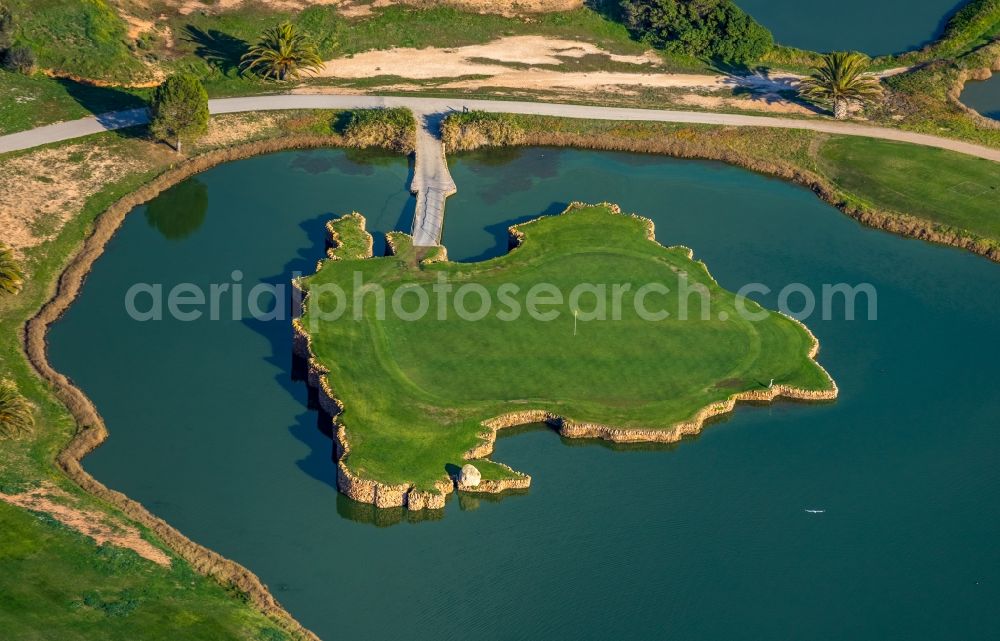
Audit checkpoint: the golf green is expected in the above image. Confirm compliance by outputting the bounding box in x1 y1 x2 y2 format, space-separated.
298 204 836 500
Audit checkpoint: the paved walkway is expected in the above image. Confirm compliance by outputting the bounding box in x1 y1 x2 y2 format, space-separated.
3 93 999 248
409 111 456 247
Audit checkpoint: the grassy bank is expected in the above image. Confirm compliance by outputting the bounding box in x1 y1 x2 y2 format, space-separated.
876 41 1000 147
890 0 1000 64
0 502 285 641
300 205 834 492
441 113 1000 259
0 108 406 641
0 145 297 641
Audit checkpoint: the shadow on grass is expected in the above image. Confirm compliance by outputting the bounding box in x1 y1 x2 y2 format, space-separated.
731 85 827 115
183 25 249 75
54 78 150 136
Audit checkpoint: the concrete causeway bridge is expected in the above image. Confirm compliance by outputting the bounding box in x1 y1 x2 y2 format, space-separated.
409 111 457 247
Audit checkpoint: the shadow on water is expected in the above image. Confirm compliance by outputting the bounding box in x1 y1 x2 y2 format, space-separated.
451 148 562 205
335 493 446 527
286 149 415 256
389 154 417 249
240 155 417 496
496 421 691 453
927 1 973 50
144 178 209 240
290 148 403 176
455 200 568 263
240 213 340 489
183 25 248 74
448 146 526 169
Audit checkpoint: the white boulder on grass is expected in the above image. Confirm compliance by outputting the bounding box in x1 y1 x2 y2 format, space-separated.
459 464 481 487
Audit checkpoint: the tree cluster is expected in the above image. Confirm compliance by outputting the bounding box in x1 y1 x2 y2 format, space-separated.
619 0 773 65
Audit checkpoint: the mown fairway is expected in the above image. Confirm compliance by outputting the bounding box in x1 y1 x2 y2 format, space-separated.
819 136 1000 241
300 205 834 492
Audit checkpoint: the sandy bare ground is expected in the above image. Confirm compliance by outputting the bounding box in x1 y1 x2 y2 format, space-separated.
327 36 661 76
678 93 815 115
323 36 802 97
120 0 578 21
319 36 799 82
436 69 797 92
1 484 171 566
0 114 283 257
0 144 155 254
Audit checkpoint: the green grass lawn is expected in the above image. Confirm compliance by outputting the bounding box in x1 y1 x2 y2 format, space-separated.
301 205 834 493
818 137 1000 241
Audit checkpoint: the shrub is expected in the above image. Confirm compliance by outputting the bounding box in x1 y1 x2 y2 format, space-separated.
619 0 773 65
440 111 525 151
342 108 416 153
2 45 36 74
0 242 24 294
0 379 34 439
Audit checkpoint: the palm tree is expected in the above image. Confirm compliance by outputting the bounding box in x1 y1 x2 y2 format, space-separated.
799 52 883 119
239 22 324 81
0 380 34 439
0 243 24 294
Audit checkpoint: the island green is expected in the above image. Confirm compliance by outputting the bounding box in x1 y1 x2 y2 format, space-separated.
298 204 836 498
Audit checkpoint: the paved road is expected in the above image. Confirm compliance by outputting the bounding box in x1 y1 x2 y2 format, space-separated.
3 94 999 161
3 94 999 248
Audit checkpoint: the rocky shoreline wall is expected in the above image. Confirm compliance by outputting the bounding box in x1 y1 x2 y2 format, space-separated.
22 134 394 641
293 216 458 510
475 378 836 448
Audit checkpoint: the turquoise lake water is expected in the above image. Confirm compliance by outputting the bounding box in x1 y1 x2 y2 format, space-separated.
961 75 1000 120
48 148 999 640
735 0 965 55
